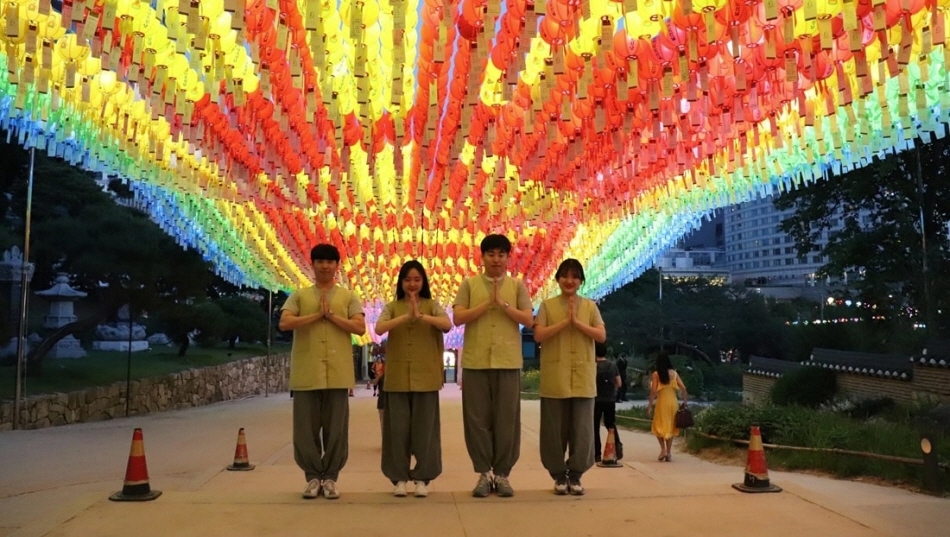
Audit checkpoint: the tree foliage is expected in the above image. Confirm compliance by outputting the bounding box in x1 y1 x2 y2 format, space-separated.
0 135 215 372
598 270 790 362
774 136 950 336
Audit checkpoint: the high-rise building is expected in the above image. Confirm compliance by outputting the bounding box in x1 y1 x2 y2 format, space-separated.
724 195 842 286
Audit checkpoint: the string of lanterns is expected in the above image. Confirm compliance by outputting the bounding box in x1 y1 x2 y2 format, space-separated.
0 0 947 345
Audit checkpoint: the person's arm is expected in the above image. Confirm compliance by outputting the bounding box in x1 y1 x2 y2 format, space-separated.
504 279 535 327
452 280 490 326
533 301 568 342
327 311 366 336
614 375 622 388
572 319 606 342
572 300 606 342
279 309 324 330
419 304 452 332
374 303 409 335
675 371 688 403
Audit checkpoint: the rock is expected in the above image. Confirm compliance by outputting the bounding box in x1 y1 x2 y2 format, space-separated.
147 333 172 345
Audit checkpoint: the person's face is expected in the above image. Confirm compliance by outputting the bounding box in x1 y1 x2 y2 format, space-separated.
557 269 583 296
482 248 509 278
312 258 339 283
401 268 424 297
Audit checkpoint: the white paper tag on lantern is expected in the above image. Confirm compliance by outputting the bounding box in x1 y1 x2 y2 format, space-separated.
22 56 35 84
72 0 86 23
65 61 77 88
5 4 20 38
25 22 38 54
82 12 99 42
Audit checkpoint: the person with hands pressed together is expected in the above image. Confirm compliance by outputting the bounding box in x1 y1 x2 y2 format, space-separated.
279 244 366 500
533 259 606 496
453 234 533 498
374 260 452 498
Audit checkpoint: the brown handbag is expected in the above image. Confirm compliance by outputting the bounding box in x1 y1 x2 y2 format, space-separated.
675 402 694 429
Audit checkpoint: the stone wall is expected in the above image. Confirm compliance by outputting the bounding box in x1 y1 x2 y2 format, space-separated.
0 353 289 431
913 365 950 399
743 362 950 406
836 373 913 403
742 375 776 405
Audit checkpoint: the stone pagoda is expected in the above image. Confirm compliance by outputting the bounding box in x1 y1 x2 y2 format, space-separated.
34 273 87 359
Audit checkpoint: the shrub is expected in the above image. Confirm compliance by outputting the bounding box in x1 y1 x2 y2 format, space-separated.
672 355 704 397
846 397 897 420
770 365 837 408
521 369 540 393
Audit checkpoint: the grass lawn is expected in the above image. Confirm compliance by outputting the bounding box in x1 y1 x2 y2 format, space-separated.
1 342 291 401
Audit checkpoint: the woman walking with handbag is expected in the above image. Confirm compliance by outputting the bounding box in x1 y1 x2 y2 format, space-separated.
646 352 688 462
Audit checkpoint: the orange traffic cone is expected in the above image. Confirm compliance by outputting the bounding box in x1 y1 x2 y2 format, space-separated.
109 428 162 501
732 425 782 493
227 428 255 471
596 428 623 468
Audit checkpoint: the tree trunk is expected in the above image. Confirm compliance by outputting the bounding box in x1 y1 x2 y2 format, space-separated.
26 309 113 376
228 337 237 349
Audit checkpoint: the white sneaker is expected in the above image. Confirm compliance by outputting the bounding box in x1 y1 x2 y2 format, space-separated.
321 479 340 499
413 480 428 497
393 481 407 497
302 479 321 499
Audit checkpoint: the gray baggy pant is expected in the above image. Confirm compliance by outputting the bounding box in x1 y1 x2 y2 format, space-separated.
462 368 521 476
381 391 442 484
539 397 595 479
293 389 349 482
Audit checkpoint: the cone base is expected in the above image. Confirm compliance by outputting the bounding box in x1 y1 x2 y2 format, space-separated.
732 482 782 494
109 490 162 502
596 461 624 468
227 463 256 471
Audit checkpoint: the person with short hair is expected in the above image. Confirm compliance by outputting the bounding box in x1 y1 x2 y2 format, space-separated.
280 244 366 500
593 341 623 463
533 259 607 496
453 234 534 498
375 260 452 498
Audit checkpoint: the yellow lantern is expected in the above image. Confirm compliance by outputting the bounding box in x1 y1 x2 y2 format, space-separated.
1 0 29 44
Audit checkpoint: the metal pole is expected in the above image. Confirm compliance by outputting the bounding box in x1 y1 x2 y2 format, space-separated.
916 146 934 333
658 266 663 302
265 291 272 397
13 147 36 431
125 302 133 417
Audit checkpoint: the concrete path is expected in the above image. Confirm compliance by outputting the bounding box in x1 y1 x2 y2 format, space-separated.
1 387 947 537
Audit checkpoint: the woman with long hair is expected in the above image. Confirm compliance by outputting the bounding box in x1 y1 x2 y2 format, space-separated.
647 352 688 462
374 260 451 497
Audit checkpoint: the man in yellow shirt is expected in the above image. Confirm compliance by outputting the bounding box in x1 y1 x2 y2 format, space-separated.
453 234 534 497
280 244 366 500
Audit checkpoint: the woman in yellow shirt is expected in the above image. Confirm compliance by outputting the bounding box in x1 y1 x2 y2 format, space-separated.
375 260 452 498
534 259 606 496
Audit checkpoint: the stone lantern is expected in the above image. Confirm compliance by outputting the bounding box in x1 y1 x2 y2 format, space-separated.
34 273 87 359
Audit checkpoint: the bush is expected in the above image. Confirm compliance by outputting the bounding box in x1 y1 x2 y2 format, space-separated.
521 369 540 393
687 403 950 488
770 366 837 408
846 397 897 420
671 355 704 397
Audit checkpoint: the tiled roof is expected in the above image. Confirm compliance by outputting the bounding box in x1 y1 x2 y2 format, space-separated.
807 348 911 380
745 355 803 378
911 340 950 368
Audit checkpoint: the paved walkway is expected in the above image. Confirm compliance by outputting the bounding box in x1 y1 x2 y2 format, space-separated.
1 387 947 537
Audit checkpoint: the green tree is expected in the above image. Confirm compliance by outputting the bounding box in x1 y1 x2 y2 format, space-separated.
216 295 268 349
774 136 950 337
0 135 215 372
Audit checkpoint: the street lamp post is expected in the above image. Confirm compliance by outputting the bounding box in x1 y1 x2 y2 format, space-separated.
13 147 36 431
